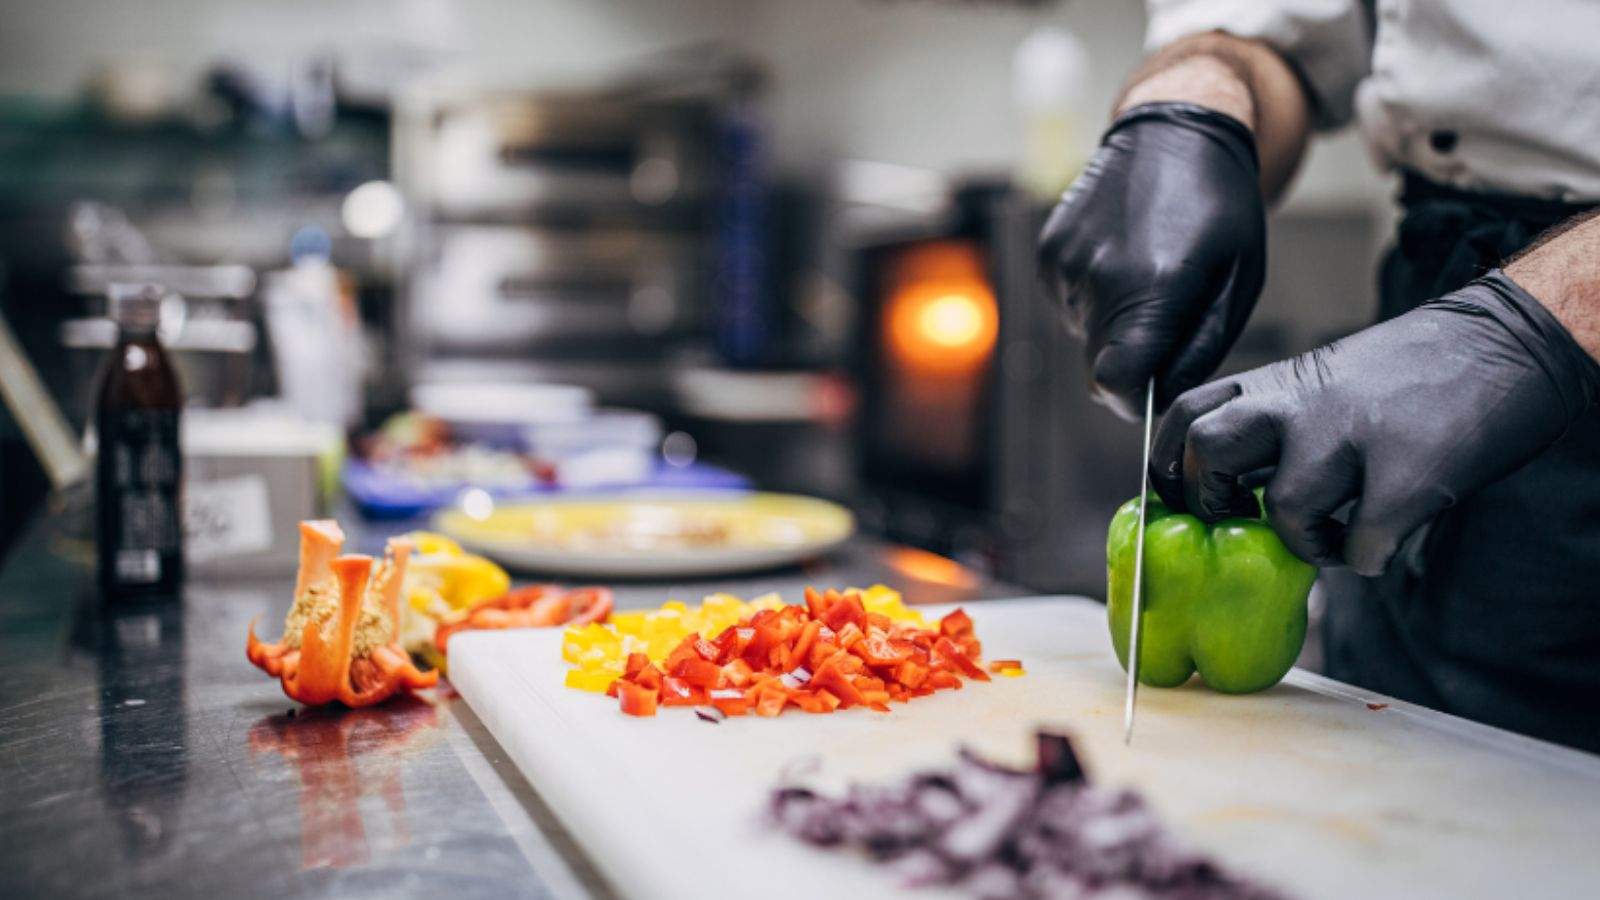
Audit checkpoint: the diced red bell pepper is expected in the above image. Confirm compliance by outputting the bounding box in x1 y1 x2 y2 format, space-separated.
674 657 722 690
590 586 999 722
624 652 652 678
755 686 789 718
933 636 990 681
804 587 830 619
713 626 754 664
692 635 720 661
792 691 839 714
665 633 705 673
633 662 665 691
660 676 700 706
895 660 929 689
618 681 659 717
807 639 840 672
859 633 913 667
787 620 821 672
939 608 974 637
742 624 780 668
860 688 892 706
814 663 864 707
822 593 866 631
719 658 754 688
709 688 751 716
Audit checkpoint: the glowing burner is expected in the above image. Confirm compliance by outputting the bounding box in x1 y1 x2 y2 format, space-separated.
883 241 998 375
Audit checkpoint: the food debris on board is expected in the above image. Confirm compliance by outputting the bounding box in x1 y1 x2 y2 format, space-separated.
771 731 1288 900
987 659 1025 677
247 521 439 707
566 586 1008 718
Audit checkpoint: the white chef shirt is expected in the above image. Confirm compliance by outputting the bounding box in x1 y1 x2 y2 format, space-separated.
1145 0 1600 202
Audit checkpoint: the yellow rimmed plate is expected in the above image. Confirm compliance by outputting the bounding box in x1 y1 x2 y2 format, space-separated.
432 491 855 579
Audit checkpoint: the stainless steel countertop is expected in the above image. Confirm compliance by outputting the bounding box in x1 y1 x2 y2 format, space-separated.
0 497 1027 899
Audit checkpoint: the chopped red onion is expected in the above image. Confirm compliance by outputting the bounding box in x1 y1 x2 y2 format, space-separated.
769 731 1288 899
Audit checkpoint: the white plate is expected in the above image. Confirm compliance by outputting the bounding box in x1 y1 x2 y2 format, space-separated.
432 491 856 579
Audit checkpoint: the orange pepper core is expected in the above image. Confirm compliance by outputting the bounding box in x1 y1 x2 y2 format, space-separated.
247 521 438 707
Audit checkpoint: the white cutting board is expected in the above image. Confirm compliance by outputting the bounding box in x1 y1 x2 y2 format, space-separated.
450 597 1600 900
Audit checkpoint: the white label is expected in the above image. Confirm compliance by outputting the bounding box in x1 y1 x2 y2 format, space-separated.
115 549 160 583
185 475 272 563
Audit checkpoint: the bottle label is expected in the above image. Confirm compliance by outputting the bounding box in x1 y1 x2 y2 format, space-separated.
116 549 161 582
101 408 182 584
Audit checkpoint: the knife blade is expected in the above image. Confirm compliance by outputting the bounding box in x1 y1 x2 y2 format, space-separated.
1123 377 1156 745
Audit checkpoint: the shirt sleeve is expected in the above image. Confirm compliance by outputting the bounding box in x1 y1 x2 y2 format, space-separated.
1145 0 1372 129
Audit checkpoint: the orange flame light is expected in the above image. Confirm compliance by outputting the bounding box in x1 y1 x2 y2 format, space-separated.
883 241 998 375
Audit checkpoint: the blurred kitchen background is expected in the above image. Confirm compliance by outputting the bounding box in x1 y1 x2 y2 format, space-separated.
0 0 1389 594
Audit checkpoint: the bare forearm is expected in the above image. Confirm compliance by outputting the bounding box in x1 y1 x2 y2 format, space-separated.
1115 32 1311 202
1505 210 1600 361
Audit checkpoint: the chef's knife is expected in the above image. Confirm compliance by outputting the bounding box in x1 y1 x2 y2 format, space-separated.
1123 378 1155 745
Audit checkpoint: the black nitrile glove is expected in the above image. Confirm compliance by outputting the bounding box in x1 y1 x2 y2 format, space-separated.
1037 101 1265 420
1151 270 1600 576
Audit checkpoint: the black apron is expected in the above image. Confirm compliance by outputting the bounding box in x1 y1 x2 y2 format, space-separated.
1321 172 1600 753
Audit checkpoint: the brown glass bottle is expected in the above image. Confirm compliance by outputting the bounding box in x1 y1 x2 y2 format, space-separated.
96 284 184 598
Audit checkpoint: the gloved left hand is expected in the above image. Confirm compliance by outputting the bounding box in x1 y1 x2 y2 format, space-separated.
1150 269 1600 576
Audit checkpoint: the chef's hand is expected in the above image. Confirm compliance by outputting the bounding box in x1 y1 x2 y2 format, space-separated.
1152 270 1600 576
1037 101 1266 420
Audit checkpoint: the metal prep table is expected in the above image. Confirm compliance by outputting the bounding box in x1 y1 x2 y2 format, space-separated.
0 499 1022 899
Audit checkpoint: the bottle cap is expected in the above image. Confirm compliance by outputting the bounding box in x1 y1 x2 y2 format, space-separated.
108 283 165 333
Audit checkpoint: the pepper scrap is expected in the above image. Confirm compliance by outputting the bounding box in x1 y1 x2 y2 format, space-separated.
395 531 512 668
604 588 990 718
247 520 439 706
1107 494 1316 694
434 584 614 655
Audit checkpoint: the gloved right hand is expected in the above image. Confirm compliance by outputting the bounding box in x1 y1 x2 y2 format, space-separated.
1037 102 1266 420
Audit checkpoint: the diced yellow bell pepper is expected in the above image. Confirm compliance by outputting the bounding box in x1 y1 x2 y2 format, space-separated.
565 668 621 692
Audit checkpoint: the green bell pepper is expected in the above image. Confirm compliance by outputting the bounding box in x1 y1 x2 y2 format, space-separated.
1106 494 1316 694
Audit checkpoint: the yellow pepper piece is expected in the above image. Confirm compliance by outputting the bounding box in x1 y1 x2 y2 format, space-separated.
395 531 511 660
405 531 464 557
565 668 621 693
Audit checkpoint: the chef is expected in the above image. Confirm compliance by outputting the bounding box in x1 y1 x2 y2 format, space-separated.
1038 2 1600 752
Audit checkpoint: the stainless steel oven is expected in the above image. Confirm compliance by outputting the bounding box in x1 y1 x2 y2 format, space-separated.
394 82 722 410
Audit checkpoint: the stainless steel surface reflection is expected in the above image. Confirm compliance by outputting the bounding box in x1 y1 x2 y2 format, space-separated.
0 500 1020 899
0 507 592 900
